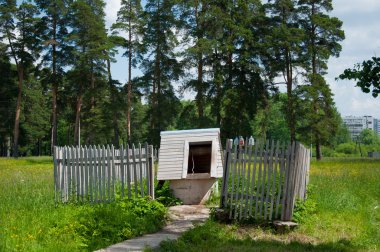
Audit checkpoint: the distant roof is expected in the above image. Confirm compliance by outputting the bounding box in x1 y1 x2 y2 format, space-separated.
160 128 220 136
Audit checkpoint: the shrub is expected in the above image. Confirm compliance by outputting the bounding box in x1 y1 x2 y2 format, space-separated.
155 181 182 206
292 185 317 223
335 142 357 155
73 197 166 251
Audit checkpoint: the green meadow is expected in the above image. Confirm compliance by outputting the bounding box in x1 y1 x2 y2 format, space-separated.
1 157 379 251
159 158 380 251
0 157 166 252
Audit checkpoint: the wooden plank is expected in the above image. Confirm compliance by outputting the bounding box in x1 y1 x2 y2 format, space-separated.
259 139 269 218
243 143 253 218
145 143 150 197
120 145 125 198
234 145 243 220
229 144 238 219
84 146 88 201
275 142 286 219
239 138 249 219
249 139 259 216
269 141 280 220
132 144 138 197
264 140 275 220
287 143 300 220
139 143 144 197
283 141 296 221
61 147 66 202
89 146 94 203
96 145 101 203
53 147 58 203
107 145 111 202
102 146 107 202
80 147 84 202
220 139 230 208
254 139 264 219
126 144 131 199
149 145 155 199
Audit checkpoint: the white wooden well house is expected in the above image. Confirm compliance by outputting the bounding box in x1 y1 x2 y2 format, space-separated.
157 128 224 204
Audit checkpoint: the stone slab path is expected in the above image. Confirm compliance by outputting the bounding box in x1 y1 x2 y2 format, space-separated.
96 205 210 252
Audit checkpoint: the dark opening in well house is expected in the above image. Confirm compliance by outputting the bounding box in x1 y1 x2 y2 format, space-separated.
187 142 212 174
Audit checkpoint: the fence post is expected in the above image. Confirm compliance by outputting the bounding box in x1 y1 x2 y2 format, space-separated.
220 139 232 208
53 146 58 203
148 145 155 199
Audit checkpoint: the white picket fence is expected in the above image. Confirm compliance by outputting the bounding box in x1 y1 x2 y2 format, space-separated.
220 139 311 221
53 144 155 203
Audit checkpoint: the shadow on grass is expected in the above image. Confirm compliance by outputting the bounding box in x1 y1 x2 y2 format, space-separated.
158 221 358 252
20 156 53 165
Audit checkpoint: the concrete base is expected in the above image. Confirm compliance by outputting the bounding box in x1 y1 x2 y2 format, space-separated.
273 221 298 234
169 178 216 205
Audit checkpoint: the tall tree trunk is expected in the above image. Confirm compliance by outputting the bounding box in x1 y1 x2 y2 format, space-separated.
316 137 322 160
74 94 83 146
107 58 119 147
311 2 321 160
51 13 58 154
13 66 23 157
127 7 132 144
195 3 204 122
285 48 295 142
90 65 95 110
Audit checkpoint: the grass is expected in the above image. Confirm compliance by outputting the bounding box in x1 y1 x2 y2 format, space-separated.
0 157 80 251
158 158 380 251
0 157 166 252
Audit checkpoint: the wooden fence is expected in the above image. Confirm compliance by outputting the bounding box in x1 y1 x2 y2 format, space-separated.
53 144 155 203
220 139 310 221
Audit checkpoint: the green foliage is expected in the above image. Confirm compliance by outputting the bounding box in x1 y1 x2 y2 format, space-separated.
73 197 166 251
292 186 317 223
358 129 380 145
339 57 380 98
335 142 357 155
155 181 182 207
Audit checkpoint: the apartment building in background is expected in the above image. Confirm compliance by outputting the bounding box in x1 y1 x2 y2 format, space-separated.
343 115 374 139
374 118 380 136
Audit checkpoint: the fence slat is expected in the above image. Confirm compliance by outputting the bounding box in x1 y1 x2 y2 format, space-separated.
229 144 238 219
107 145 111 202
121 145 125 198
139 143 144 197
132 144 138 198
264 140 274 220
269 141 280 220
249 139 259 217
243 143 253 218
254 139 264 219
126 144 131 199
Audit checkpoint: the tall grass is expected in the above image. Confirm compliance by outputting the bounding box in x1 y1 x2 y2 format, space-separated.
0 157 81 251
159 158 380 251
0 157 166 251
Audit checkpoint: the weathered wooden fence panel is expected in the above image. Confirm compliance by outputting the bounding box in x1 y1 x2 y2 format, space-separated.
220 138 310 221
53 144 155 203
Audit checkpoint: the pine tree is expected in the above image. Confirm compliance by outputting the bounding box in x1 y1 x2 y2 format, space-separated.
265 0 304 142
68 0 109 145
0 43 17 156
141 0 183 146
298 0 344 160
112 0 143 143
0 1 42 157
35 0 70 152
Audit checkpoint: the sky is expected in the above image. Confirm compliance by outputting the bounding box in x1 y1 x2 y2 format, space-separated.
104 0 380 119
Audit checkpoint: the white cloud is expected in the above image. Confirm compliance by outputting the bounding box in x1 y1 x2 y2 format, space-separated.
105 0 121 27
326 0 380 119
